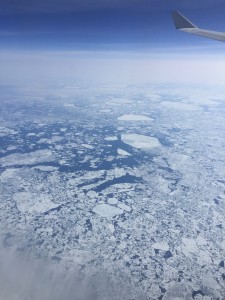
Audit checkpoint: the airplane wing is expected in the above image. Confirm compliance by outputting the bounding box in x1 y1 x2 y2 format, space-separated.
171 11 225 42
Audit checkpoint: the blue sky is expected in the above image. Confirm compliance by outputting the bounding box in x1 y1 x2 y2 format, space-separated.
0 0 225 85
1 0 225 50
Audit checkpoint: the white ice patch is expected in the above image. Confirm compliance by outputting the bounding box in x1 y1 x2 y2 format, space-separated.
7 146 17 151
81 144 94 150
93 204 123 219
121 134 160 150
117 203 131 212
0 127 17 137
108 198 118 205
152 241 169 251
118 114 153 121
161 101 201 111
106 99 133 106
64 103 77 108
202 275 221 291
0 149 55 167
0 168 18 182
33 166 58 172
182 238 198 253
104 136 118 141
99 109 111 113
117 149 131 156
37 138 48 144
108 223 115 233
13 192 59 214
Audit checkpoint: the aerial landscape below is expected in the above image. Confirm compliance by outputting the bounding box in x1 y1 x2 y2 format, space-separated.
1 0 225 299
1 82 225 299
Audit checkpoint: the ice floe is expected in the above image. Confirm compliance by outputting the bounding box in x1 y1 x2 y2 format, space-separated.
33 166 58 172
121 134 160 150
118 114 153 121
117 203 131 212
108 198 118 205
117 149 131 156
104 136 118 141
152 241 169 251
81 144 94 150
0 127 17 137
13 192 59 214
99 109 111 113
0 149 55 167
161 101 202 111
93 204 123 218
64 103 77 108
0 168 18 182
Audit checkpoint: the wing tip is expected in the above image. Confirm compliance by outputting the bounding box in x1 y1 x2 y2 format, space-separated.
170 11 197 29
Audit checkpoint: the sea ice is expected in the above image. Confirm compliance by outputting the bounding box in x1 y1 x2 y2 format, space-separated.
81 144 94 150
0 149 55 167
117 149 131 156
93 204 123 219
121 134 160 150
161 101 201 111
0 168 18 182
13 192 59 214
118 114 153 121
104 136 118 141
152 241 169 251
117 203 131 212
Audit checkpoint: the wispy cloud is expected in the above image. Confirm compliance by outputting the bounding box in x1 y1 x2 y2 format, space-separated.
0 247 144 300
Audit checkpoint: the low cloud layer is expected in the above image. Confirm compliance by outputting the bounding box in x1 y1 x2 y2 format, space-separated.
0 247 146 300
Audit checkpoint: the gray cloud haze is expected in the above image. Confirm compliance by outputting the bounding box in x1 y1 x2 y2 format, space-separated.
0 247 146 300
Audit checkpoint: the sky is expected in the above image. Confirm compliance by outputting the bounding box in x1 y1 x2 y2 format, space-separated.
0 0 225 85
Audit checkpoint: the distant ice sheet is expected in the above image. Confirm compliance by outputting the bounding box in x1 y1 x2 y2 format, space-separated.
118 114 153 121
121 134 160 150
0 149 55 167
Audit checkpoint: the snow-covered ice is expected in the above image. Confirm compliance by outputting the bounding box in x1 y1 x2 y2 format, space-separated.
104 136 118 141
93 204 123 219
121 134 160 150
152 241 169 251
0 149 55 167
13 192 59 214
81 144 94 150
117 149 131 156
118 114 153 121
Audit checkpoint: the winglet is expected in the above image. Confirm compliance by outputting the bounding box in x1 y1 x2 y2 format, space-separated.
171 11 197 29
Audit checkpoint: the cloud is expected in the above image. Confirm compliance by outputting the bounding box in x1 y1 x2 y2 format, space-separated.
1 50 225 86
0 247 146 300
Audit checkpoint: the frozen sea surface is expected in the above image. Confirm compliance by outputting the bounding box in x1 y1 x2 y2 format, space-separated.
1 83 225 299
121 133 161 150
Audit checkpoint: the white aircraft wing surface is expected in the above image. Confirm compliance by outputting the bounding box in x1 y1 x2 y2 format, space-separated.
171 11 225 42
